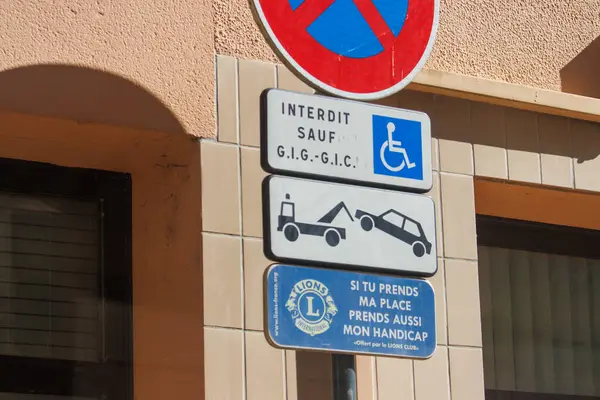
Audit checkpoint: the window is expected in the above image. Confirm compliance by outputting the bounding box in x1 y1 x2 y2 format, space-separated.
0 158 132 400
477 215 600 400
403 219 420 237
281 202 294 218
381 211 405 228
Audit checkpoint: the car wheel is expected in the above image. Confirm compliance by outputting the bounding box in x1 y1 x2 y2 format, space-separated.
412 242 426 257
360 216 374 231
325 229 341 247
284 224 300 242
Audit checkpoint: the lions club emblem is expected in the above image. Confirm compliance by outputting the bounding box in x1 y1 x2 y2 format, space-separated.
285 279 337 336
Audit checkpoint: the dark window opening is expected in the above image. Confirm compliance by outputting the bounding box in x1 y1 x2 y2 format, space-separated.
0 158 132 400
478 215 600 400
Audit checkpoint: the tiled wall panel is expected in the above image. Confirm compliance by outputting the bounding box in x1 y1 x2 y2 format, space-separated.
204 55 600 400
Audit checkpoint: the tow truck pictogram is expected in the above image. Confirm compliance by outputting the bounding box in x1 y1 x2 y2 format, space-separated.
277 194 354 247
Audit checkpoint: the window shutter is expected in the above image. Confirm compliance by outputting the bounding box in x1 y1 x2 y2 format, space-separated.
0 192 100 363
480 246 600 397
477 215 600 399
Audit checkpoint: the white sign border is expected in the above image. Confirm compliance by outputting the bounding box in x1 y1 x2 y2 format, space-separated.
260 88 433 194
261 175 439 278
262 263 438 359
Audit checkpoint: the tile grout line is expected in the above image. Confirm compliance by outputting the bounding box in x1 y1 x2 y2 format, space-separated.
447 345 453 400
235 59 248 400
371 356 379 400
205 324 247 332
372 357 378 400
446 344 484 349
411 359 416 400
214 55 220 142
443 259 452 400
437 168 447 265
435 172 444 260
434 173 449 349
439 170 476 178
239 149 248 400
235 58 241 145
437 123 452 400
440 262 449 349
282 349 288 400
439 163 452 399
199 137 262 151
202 230 261 239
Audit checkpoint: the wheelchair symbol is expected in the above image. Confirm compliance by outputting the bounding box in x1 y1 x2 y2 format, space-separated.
380 122 416 172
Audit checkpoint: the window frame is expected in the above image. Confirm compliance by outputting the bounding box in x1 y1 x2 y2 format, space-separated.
477 214 600 260
402 218 421 238
0 157 133 400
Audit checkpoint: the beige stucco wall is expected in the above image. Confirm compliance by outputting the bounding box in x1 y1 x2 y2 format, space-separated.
0 0 596 143
0 0 214 137
214 0 600 95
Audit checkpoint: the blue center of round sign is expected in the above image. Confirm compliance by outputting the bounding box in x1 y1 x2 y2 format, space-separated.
289 0 409 58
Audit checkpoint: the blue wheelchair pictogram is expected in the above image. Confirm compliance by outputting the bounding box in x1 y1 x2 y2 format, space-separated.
291 0 409 59
372 115 423 181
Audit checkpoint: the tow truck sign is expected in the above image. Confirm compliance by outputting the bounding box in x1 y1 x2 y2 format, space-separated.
262 175 438 276
261 89 432 192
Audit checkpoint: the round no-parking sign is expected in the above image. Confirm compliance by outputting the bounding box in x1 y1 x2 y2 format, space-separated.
250 0 439 100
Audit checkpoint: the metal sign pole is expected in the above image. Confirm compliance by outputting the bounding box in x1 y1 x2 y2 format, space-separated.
332 354 357 400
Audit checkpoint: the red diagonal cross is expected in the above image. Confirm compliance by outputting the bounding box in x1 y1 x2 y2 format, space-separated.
293 0 396 50
352 0 396 49
292 0 337 29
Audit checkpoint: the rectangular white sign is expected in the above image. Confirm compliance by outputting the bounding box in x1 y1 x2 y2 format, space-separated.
263 175 438 276
261 89 432 192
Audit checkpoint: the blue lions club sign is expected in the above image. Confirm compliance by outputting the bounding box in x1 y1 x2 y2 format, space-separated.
265 264 436 359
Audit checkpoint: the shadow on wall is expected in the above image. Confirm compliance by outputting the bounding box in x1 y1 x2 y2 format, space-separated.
561 36 600 100
0 64 186 135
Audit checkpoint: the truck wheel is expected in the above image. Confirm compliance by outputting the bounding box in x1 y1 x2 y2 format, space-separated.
360 216 374 231
325 229 340 247
284 224 300 242
412 242 426 257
